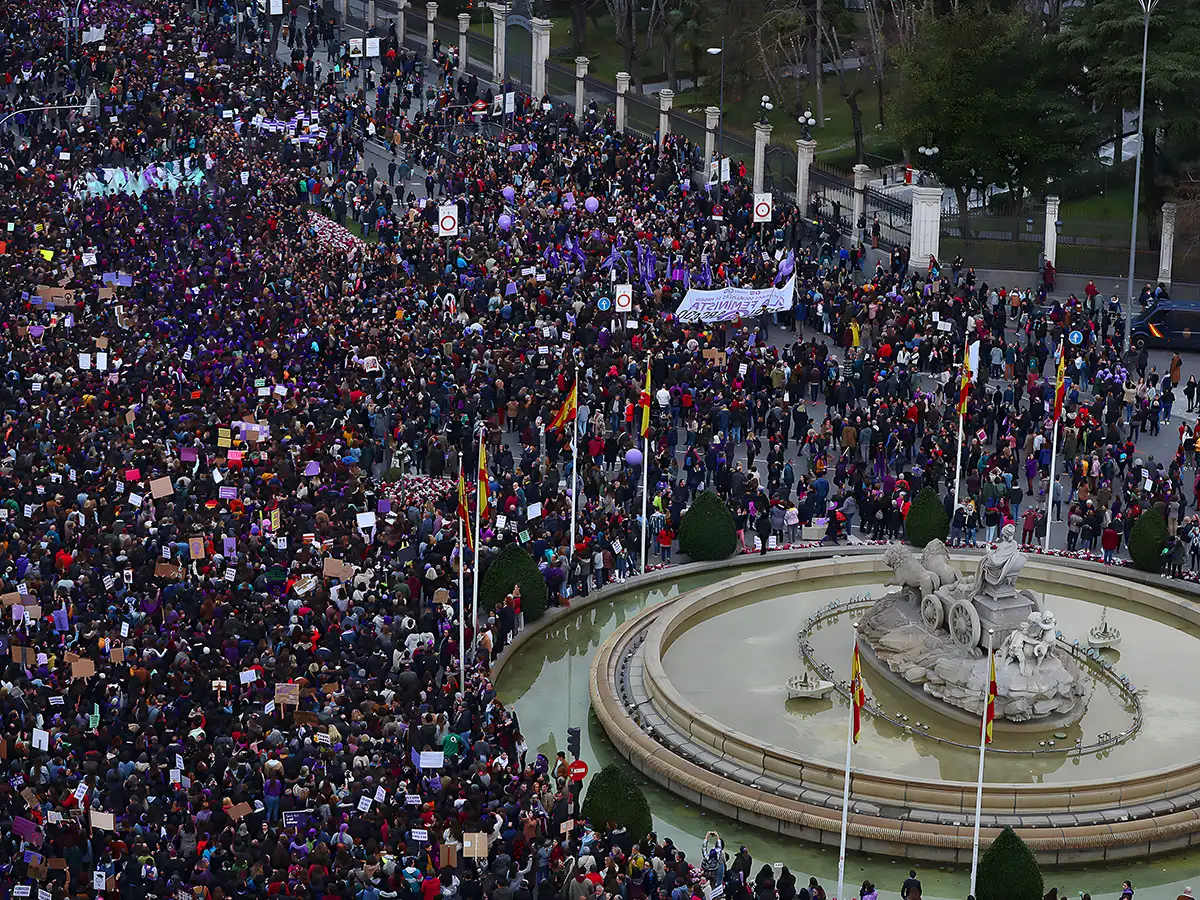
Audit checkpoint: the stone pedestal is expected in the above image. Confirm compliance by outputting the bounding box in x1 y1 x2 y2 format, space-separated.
1044 195 1060 270
369 0 377 27
910 185 942 270
530 17 551 99
703 107 720 178
574 56 589 120
457 13 470 71
615 72 631 133
397 0 407 45
852 163 870 233
752 122 772 194
425 1 437 55
489 2 507 84
796 139 816 212
1159 202 1177 289
658 89 674 144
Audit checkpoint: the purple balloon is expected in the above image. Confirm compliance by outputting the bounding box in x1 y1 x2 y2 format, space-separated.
503 186 516 202
584 196 600 213
625 448 643 467
498 214 512 231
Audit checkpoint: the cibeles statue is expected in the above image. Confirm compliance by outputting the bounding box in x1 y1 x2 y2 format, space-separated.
861 528 1088 724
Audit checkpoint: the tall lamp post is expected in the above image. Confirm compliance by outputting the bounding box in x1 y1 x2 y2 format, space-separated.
799 107 816 140
1123 0 1158 355
706 42 724 200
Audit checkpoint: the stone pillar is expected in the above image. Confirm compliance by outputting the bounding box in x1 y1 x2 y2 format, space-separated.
342 0 350 22
397 0 407 45
369 0 377 27
457 13 470 70
425 2 437 56
489 3 506 84
796 139 816 213
910 185 943 270
574 56 589 121
752 122 772 194
530 17 551 99
657 89 674 144
703 107 720 178
615 72 631 133
1043 195 1060 271
852 163 870 233
1158 201 1177 289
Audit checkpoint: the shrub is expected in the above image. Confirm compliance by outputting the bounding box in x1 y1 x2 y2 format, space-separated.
479 543 549 622
580 763 653 841
678 491 737 560
975 826 1043 900
1128 508 1167 573
905 487 949 548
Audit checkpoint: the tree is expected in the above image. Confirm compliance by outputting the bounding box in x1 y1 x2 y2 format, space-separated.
581 764 653 840
480 543 550 621
1128 508 1168 573
975 827 1044 900
678 491 738 560
602 0 663 91
905 487 949 548
891 9 1085 239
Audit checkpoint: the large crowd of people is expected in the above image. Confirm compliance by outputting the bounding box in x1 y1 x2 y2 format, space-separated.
0 0 1194 897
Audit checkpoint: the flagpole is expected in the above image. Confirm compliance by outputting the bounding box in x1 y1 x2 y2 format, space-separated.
640 359 651 575
969 629 996 898
835 622 859 900
471 429 483 653
953 336 969 508
1044 339 1064 552
569 359 579 564
457 454 466 688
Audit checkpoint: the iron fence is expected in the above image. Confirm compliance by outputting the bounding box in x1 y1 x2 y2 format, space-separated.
863 185 910 249
545 60 575 105
810 168 856 232
764 145 798 199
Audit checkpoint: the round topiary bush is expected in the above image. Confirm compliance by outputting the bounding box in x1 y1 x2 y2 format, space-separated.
975 826 1043 900
580 763 653 841
678 491 737 560
479 543 549 622
905 486 949 548
1128 508 1168 573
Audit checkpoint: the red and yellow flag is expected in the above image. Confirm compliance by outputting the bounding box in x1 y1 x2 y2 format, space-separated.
548 383 578 433
985 650 997 744
639 367 652 438
477 442 490 522
457 467 474 552
1053 340 1067 423
958 339 971 416
851 639 866 744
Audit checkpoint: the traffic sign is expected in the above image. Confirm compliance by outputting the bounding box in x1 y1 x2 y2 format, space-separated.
1069 330 1083 345
471 100 489 115
597 296 612 311
437 205 459 237
567 760 589 782
614 284 633 312
753 192 773 224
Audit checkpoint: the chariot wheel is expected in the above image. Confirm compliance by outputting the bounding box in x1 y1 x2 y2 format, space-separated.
948 600 981 647
920 594 944 631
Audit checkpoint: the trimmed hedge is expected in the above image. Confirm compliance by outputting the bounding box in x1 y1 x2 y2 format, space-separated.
479 544 549 622
580 763 653 841
678 491 737 560
1128 508 1167 573
905 487 949 548
976 826 1043 900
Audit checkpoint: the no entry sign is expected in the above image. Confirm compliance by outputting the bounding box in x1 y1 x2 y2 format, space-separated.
752 192 773 224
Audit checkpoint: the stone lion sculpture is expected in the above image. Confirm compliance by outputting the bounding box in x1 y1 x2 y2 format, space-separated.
920 539 961 589
883 545 938 599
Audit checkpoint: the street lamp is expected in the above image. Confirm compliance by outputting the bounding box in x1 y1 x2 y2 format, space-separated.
1124 0 1159 355
799 108 816 141
759 94 773 125
707 43 724 201
917 143 939 186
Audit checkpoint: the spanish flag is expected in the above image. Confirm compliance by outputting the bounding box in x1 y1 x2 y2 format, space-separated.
458 468 474 552
477 443 490 522
1053 340 1066 423
639 367 652 438
548 383 578 434
985 650 997 744
958 339 971 416
851 638 866 744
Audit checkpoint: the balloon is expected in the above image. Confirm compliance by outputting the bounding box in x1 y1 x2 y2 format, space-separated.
584 196 600 213
498 214 512 231
625 448 643 468
502 186 516 202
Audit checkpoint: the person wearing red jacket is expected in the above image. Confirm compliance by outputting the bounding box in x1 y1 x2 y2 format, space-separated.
1101 519 1121 564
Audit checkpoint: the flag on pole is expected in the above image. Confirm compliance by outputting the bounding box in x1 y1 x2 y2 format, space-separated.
958 339 971 416
457 468 474 552
639 367 652 438
985 651 997 744
547 383 578 433
1053 340 1067 422
477 443 490 522
851 639 866 743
